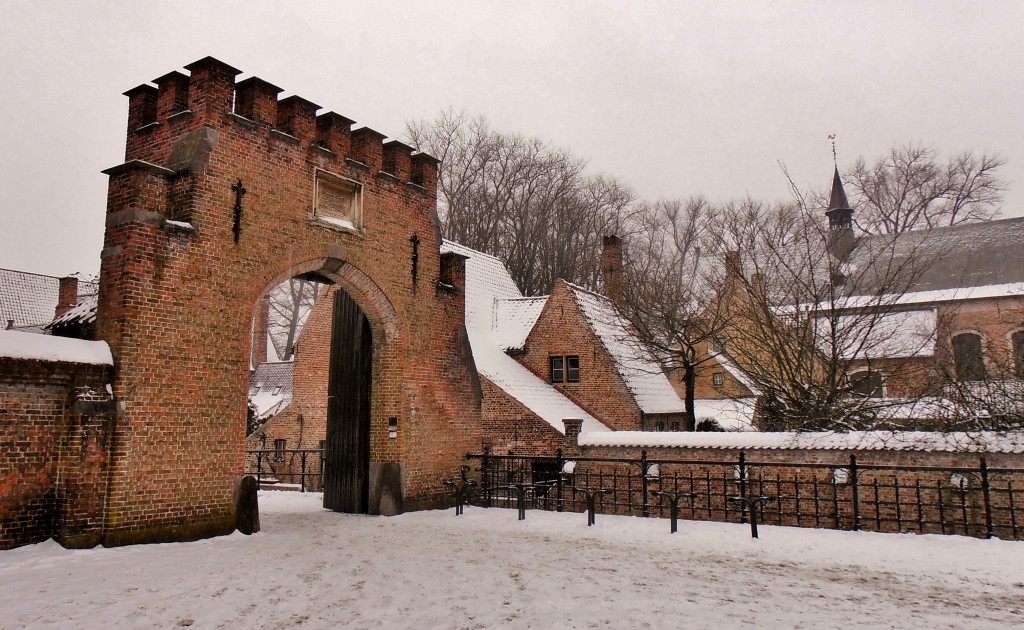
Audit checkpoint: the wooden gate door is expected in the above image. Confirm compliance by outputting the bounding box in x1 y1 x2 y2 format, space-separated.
323 288 373 513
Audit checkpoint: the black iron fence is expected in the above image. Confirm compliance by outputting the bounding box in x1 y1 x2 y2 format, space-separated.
245 448 324 492
461 448 1024 540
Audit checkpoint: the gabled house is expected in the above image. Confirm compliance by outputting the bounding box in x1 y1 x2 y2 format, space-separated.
445 239 688 452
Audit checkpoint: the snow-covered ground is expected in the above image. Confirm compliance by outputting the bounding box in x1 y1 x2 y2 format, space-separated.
2 492 1023 629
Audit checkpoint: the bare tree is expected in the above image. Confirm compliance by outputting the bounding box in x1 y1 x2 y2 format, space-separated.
618 197 730 429
846 145 1004 235
406 110 638 295
708 194 949 432
268 278 322 360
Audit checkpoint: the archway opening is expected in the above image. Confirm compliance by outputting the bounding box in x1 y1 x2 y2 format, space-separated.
245 271 374 514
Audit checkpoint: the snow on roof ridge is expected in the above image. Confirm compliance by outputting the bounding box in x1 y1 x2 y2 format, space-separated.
0 329 113 366
563 280 607 301
578 430 1024 453
441 239 504 264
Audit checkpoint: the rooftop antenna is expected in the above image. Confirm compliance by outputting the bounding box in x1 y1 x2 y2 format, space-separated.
828 133 837 166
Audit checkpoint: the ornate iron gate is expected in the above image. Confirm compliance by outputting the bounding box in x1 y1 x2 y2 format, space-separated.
323 288 373 513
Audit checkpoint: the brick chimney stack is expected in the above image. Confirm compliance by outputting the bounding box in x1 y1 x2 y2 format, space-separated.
55 276 79 318
602 235 624 310
252 294 270 366
724 250 743 290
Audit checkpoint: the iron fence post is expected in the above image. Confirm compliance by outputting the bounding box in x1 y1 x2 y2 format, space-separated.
640 450 650 517
300 451 308 492
850 454 861 531
980 457 994 539
556 448 564 512
738 451 747 524
482 445 491 508
256 451 264 484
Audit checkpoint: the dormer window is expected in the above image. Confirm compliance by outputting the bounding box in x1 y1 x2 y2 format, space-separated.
550 355 580 383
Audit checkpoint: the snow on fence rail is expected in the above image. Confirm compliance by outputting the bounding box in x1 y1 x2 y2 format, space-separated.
462 445 1024 540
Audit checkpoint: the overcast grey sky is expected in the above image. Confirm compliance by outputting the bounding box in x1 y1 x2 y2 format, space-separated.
1 1 1021 277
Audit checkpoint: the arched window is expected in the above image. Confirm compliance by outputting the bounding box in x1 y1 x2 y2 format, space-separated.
850 371 884 398
1012 330 1024 378
952 333 986 381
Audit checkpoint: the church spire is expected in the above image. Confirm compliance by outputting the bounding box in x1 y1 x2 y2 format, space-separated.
825 166 853 230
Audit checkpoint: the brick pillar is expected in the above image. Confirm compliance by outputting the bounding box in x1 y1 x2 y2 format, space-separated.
252 294 270 365
602 235 624 310
562 418 583 457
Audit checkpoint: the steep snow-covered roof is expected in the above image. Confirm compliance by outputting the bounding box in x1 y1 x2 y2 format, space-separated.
493 297 547 351
48 294 99 329
248 361 294 419
472 338 608 433
566 283 685 415
0 329 112 365
440 241 609 433
579 430 1024 453
441 241 521 330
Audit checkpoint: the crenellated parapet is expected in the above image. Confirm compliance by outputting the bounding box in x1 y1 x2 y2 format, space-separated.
117 56 437 194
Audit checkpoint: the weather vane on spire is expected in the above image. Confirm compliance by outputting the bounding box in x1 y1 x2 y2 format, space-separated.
828 133 837 166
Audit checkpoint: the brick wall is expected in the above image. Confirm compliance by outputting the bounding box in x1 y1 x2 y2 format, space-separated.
0 357 114 549
479 376 564 456
94 57 480 544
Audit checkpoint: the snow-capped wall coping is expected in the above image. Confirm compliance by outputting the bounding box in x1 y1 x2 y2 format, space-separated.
578 430 1024 454
0 330 113 366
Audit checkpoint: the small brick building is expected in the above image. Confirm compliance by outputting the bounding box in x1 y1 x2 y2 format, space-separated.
446 240 687 453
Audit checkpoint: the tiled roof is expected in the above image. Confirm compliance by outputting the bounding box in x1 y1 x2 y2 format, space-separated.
48 295 99 329
850 215 1024 294
0 268 97 333
248 361 294 419
493 297 546 351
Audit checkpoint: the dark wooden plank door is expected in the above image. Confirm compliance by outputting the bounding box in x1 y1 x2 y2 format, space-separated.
323 288 372 513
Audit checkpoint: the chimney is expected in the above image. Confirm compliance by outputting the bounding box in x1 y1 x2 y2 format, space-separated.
55 276 79 318
724 250 743 290
602 235 624 309
252 294 270 365
751 272 766 298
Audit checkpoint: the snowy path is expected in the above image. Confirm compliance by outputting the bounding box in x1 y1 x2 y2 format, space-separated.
1 491 1022 629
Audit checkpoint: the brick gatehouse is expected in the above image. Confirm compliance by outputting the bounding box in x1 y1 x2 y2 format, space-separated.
91 57 480 545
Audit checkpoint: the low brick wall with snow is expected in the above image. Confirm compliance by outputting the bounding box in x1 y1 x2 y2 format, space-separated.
0 331 115 549
568 431 1024 538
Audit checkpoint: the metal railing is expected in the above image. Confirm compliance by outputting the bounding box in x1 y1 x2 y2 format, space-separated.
246 448 325 492
462 447 1024 540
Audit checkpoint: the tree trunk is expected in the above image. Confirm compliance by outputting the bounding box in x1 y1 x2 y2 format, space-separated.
684 361 697 431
